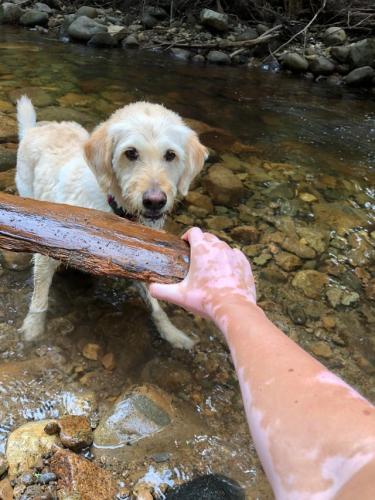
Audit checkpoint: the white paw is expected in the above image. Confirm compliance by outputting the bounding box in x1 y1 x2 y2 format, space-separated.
20 311 46 341
159 324 197 350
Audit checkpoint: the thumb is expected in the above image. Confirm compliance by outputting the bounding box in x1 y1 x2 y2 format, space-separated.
149 282 182 304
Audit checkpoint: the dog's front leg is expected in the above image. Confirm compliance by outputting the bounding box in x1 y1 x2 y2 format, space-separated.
21 254 59 341
136 282 196 350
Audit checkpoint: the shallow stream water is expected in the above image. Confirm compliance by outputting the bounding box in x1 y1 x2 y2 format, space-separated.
0 26 374 499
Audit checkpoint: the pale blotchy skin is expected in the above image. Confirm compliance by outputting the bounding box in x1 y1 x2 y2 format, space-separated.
150 228 375 500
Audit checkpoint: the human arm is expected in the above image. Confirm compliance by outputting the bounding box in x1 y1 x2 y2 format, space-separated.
150 228 375 499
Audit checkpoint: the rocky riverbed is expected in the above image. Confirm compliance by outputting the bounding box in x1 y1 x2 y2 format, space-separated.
0 25 374 499
0 1 374 89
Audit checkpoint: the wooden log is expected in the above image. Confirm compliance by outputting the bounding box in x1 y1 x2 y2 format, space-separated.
0 192 190 284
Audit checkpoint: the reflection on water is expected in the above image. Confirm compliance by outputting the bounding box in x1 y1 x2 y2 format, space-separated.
0 26 374 498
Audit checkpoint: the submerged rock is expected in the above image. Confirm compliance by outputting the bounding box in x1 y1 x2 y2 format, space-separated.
166 474 245 500
230 225 259 244
287 304 306 325
185 191 214 214
292 270 328 299
1 250 31 271
0 115 17 142
281 237 316 259
275 251 302 271
82 342 103 361
204 165 244 205
51 448 116 499
94 385 173 448
0 145 16 172
207 50 231 65
310 341 333 359
6 420 60 477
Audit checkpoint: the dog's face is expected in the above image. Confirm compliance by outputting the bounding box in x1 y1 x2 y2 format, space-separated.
84 102 208 227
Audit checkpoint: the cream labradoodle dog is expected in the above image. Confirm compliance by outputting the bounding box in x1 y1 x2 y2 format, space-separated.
16 96 208 349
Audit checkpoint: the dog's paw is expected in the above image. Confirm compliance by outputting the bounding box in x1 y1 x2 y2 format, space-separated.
160 324 197 350
20 311 46 341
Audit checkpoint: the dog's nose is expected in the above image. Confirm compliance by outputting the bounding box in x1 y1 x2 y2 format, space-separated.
142 189 167 211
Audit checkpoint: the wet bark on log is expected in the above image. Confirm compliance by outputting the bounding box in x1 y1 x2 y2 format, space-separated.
0 193 190 284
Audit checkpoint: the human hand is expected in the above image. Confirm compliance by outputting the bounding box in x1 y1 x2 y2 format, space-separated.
149 227 256 320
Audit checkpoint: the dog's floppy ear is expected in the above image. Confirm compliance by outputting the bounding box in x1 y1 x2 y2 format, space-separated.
84 123 113 193
178 132 208 196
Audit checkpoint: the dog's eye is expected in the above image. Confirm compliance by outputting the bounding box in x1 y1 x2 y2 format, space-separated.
164 150 176 162
125 148 139 161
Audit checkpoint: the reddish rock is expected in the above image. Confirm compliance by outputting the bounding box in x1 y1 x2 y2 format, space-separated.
51 448 116 500
58 415 93 451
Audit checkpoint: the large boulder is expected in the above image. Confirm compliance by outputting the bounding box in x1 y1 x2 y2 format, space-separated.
345 66 374 85
94 385 173 448
0 3 22 24
20 9 49 27
324 27 346 46
200 8 229 32
204 165 244 206
68 15 107 42
349 38 375 68
281 52 309 72
309 56 335 75
6 420 60 478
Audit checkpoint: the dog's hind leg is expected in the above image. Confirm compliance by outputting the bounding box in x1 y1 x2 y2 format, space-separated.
21 254 59 341
136 283 196 350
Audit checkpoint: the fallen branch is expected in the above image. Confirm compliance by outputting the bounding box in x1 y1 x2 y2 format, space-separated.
147 26 281 50
0 193 189 284
229 24 281 58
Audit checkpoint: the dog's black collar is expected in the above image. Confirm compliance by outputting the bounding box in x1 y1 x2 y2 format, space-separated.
107 195 136 222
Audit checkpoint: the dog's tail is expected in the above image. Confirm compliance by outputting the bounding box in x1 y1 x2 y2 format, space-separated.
17 95 36 141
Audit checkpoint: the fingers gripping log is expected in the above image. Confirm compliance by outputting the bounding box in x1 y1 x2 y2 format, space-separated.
0 193 190 284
